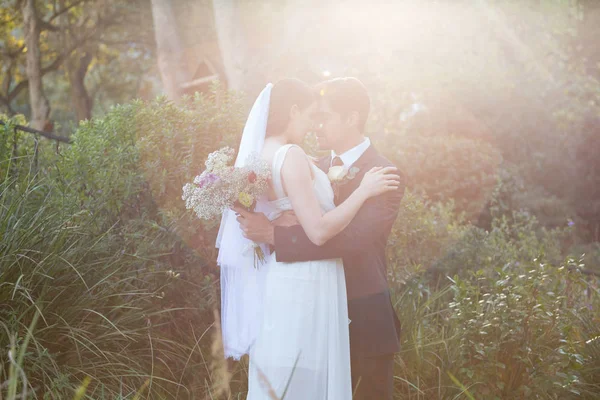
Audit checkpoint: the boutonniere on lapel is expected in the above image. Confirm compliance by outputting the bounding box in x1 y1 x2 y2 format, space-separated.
327 165 360 198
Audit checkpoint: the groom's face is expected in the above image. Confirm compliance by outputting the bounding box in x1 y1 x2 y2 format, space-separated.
312 98 345 151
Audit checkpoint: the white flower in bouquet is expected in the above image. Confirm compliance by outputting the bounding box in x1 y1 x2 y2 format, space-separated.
182 147 271 266
205 147 235 173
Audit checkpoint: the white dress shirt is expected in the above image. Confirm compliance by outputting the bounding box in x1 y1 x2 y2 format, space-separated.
330 137 371 168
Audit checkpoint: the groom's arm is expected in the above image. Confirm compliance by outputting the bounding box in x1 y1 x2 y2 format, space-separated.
274 183 404 263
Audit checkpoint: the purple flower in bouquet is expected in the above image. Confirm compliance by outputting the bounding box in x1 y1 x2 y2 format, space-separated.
183 147 270 221
198 173 220 188
182 147 271 267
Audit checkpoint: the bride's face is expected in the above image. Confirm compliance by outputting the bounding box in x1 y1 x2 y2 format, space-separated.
287 101 318 144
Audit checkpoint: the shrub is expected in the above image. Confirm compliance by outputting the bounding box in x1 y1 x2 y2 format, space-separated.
377 131 503 223
0 85 245 399
389 196 599 399
448 258 593 399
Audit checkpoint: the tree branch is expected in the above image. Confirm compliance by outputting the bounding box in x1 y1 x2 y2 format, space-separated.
35 0 88 32
1 59 13 96
39 18 61 32
4 3 127 109
98 38 153 48
2 44 26 58
0 100 16 116
7 80 29 103
0 120 71 143
47 0 87 24
6 21 103 103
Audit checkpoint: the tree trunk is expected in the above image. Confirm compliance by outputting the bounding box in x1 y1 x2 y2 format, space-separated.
211 1 317 97
212 0 272 96
67 51 93 122
212 0 246 92
59 0 93 122
150 0 189 102
22 0 50 130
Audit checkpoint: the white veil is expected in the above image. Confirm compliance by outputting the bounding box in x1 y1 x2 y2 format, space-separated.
216 83 273 359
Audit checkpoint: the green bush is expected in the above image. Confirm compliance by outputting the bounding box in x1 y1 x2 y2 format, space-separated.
386 190 468 284
448 258 593 399
393 134 502 222
388 194 600 399
2 86 599 399
387 191 568 280
1 85 246 399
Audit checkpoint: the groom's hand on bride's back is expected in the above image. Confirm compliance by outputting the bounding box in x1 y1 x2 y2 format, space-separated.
272 211 299 227
232 206 276 245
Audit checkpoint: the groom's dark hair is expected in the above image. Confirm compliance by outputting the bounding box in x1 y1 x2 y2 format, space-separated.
315 77 370 133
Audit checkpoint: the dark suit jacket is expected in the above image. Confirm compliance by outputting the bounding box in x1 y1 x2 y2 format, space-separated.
273 144 405 357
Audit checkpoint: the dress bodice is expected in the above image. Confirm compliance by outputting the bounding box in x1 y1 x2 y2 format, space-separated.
266 144 335 221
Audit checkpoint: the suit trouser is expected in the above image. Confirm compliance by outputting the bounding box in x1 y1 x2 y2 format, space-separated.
351 353 394 400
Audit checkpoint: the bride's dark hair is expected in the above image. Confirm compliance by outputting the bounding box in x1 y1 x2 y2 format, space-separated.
266 78 316 137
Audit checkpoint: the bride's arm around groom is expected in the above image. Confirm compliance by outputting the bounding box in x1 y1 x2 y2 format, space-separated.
235 160 404 263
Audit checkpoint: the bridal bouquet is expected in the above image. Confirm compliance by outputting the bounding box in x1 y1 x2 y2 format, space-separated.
182 147 271 265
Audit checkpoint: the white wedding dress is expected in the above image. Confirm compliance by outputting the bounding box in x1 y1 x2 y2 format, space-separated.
247 144 352 400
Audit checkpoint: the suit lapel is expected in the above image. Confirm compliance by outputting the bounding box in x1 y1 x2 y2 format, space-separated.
351 144 378 172
336 145 379 204
318 154 331 173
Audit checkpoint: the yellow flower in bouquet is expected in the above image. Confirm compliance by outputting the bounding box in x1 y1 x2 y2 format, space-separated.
238 192 254 208
182 148 271 268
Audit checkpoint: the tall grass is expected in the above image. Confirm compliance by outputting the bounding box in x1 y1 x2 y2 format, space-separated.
0 145 217 398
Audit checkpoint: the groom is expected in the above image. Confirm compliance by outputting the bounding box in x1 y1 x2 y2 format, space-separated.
235 77 405 400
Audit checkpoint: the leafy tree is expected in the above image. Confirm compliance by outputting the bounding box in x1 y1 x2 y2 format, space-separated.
0 0 155 132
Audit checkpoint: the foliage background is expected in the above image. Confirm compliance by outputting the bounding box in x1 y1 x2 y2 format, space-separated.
1 0 600 399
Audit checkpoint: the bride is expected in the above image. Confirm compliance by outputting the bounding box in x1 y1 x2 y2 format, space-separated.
216 79 399 399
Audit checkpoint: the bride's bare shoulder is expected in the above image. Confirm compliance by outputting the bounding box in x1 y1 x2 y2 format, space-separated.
281 145 313 172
